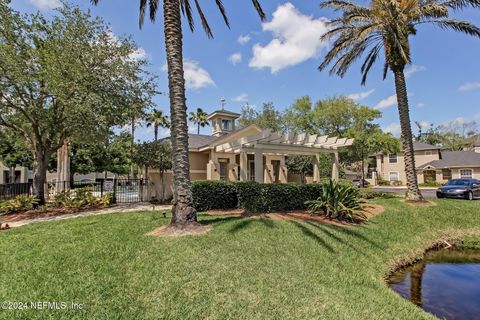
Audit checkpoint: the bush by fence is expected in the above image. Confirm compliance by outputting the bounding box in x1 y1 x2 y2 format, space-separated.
192 180 354 213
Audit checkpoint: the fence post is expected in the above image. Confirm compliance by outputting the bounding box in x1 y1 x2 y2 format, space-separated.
139 178 144 202
100 180 104 198
112 178 117 204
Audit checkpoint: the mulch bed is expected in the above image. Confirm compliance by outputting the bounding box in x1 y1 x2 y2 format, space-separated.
207 203 385 227
0 205 115 224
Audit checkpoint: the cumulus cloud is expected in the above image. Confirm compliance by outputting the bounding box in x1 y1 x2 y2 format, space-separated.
249 2 330 73
232 93 248 103
161 60 215 90
404 65 426 78
29 0 61 9
459 82 480 91
375 94 397 110
128 47 148 61
383 123 401 136
228 53 242 65
238 34 251 45
347 89 375 101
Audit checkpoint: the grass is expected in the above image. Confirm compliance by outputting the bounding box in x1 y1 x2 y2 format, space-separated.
0 198 479 319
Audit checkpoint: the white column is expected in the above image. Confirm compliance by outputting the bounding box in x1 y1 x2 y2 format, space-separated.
331 151 339 181
239 151 248 181
313 154 320 182
254 150 263 183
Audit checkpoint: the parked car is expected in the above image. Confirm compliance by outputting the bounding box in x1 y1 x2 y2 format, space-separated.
436 179 480 200
352 179 370 188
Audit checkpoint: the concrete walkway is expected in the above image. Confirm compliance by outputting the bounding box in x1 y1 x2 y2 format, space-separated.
5 203 172 228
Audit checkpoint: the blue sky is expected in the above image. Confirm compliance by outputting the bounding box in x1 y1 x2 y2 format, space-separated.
11 0 480 141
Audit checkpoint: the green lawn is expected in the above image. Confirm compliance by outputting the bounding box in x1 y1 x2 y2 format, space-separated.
0 199 479 319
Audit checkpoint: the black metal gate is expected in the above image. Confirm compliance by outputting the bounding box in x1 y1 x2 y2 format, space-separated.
71 179 149 204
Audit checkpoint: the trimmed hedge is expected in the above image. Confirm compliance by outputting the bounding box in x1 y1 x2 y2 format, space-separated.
191 180 238 211
192 180 354 213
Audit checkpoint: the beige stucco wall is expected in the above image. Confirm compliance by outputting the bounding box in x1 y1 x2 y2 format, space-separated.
376 149 440 185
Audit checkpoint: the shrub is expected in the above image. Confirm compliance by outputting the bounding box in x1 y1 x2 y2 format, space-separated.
191 181 238 211
358 189 396 199
237 182 324 213
377 179 390 186
306 180 363 221
0 195 38 214
391 180 403 186
419 181 442 187
52 188 110 209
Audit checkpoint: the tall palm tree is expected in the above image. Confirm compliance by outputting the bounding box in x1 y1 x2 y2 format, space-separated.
188 107 209 134
318 0 480 201
146 109 170 142
92 0 265 228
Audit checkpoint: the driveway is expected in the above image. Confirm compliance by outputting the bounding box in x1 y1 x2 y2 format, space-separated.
372 187 437 198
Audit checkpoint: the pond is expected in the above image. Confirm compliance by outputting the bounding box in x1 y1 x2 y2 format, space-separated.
388 247 480 320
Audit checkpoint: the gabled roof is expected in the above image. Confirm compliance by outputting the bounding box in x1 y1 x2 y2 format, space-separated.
420 151 480 169
412 141 440 151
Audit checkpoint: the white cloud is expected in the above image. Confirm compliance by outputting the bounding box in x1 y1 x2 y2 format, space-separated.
29 0 61 9
375 94 397 110
232 93 248 103
416 121 431 130
238 34 251 45
228 53 242 65
459 82 480 92
404 65 426 78
129 47 148 61
347 89 375 101
249 2 329 73
416 102 426 108
383 123 401 136
162 60 215 90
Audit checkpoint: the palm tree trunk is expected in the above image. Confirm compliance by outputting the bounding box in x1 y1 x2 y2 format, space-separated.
393 68 423 201
154 124 158 142
197 123 200 135
163 0 197 226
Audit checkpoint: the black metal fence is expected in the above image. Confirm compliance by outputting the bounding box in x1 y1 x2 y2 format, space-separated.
0 182 32 200
1 179 149 203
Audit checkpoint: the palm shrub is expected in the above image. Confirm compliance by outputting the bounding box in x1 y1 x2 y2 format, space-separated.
306 180 362 221
0 195 38 214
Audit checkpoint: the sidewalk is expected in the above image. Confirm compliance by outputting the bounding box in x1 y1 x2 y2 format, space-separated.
4 203 172 229
372 186 438 190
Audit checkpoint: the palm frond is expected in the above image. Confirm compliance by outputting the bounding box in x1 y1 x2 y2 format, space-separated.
215 0 230 29
320 0 366 12
180 0 195 32
432 19 480 37
360 44 382 85
139 0 147 28
442 0 480 10
193 0 213 38
149 0 159 22
251 0 266 21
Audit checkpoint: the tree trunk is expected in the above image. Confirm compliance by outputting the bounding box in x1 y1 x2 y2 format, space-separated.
154 124 158 142
163 0 197 226
197 124 200 135
130 117 135 179
160 170 165 203
32 150 50 205
393 68 424 201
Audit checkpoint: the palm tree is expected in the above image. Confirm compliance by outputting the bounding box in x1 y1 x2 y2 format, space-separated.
91 0 265 228
146 109 170 142
188 107 209 134
318 0 480 201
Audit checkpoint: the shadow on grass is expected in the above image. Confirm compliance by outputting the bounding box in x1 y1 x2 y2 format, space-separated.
289 220 335 253
198 216 243 226
331 224 384 250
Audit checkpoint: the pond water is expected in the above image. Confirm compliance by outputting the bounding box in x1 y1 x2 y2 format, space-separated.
388 247 480 320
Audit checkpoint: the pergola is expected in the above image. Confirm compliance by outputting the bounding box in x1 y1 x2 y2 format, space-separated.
204 129 354 183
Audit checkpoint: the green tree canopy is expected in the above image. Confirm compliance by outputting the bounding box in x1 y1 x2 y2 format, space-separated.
0 3 156 203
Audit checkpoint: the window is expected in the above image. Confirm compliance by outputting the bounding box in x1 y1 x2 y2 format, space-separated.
442 169 452 180
389 172 399 181
248 160 255 181
460 169 473 179
388 154 398 164
221 119 232 131
425 151 432 156
219 159 228 180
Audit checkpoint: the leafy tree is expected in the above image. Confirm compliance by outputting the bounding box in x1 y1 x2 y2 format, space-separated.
285 156 313 184
188 108 209 135
93 0 266 229
0 4 155 204
146 109 170 142
133 141 172 201
239 102 283 131
318 0 480 201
